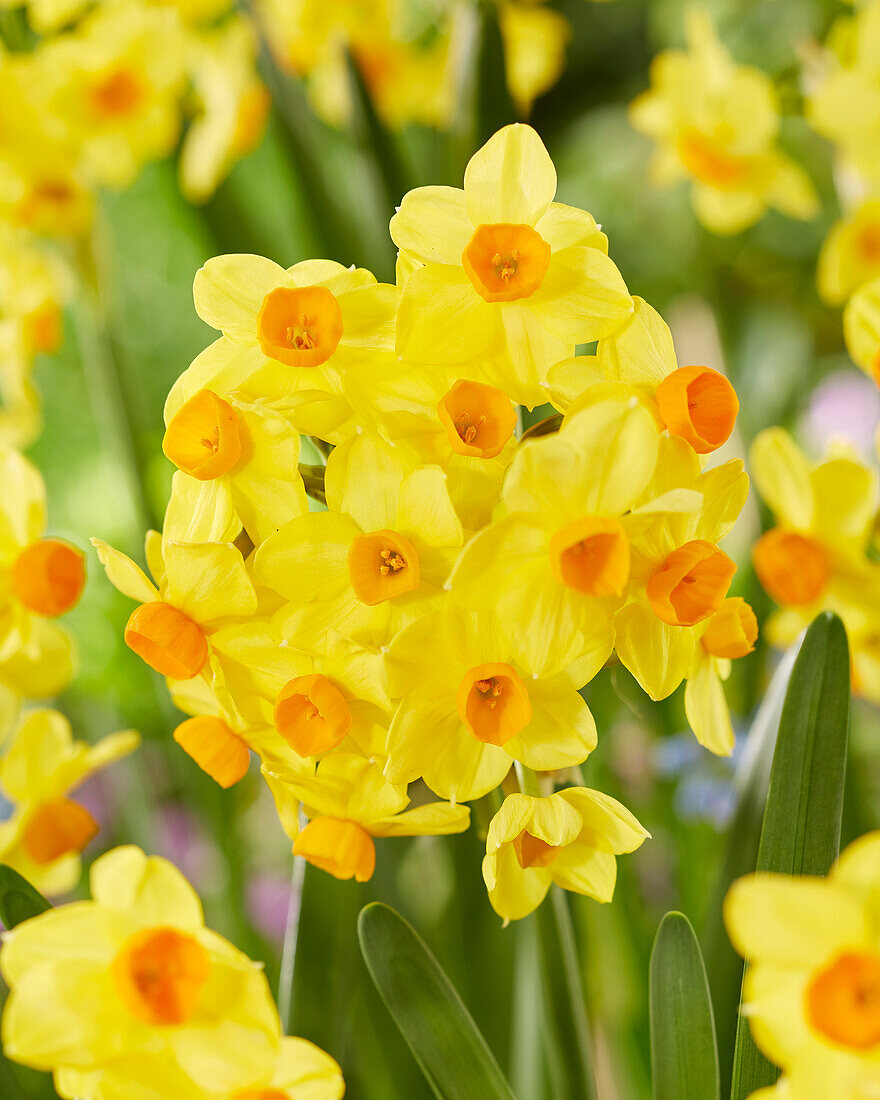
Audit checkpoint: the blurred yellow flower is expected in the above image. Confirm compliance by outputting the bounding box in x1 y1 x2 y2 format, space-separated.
483 788 649 922
1 845 282 1094
265 752 470 883
498 0 570 116
630 10 817 234
0 708 138 896
818 199 880 306
844 274 880 384
391 123 632 406
725 831 880 1100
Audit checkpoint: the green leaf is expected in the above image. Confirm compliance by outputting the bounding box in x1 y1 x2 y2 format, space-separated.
729 612 850 1100
358 902 519 1100
650 912 719 1100
0 866 51 930
701 636 801 1092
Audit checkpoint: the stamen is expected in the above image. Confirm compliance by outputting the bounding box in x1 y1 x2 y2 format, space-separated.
379 549 406 573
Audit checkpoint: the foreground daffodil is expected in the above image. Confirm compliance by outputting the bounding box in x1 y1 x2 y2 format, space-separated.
483 789 649 922
725 831 880 1099
1 846 281 1095
0 708 138 895
391 123 632 406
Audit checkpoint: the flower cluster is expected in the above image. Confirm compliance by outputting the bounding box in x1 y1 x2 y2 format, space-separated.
95 123 753 924
726 831 880 1099
0 844 344 1100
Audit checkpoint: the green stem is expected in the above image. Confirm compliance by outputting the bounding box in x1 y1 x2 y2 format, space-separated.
277 850 307 1033
515 764 599 1100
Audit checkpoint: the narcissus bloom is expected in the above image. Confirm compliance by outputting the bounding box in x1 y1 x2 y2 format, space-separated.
0 709 138 895
808 2 880 185
0 846 282 1096
253 433 462 650
92 533 256 683
384 609 597 801
483 789 649 922
189 255 398 444
629 10 817 234
725 831 880 1100
547 297 740 456
817 200 880 306
451 397 666 677
0 447 86 651
162 386 308 545
391 123 633 406
498 0 570 115
614 434 747 702
264 753 470 883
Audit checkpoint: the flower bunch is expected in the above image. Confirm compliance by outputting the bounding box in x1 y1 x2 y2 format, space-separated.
95 122 753 924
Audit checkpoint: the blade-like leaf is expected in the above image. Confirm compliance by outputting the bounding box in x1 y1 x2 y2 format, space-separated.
729 612 850 1100
650 912 720 1100
358 902 519 1100
702 636 801 1091
0 866 51 929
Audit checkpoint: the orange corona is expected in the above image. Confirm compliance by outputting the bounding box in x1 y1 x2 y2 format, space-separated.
462 223 551 303
256 285 343 367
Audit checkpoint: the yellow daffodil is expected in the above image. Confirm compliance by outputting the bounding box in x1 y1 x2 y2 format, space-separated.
264 752 470 883
685 596 758 756
725 830 880 1100
483 789 649 922
39 4 188 189
497 0 570 116
844 275 880 384
0 708 138 896
629 10 817 234
391 123 633 406
612 433 747 701
384 608 597 801
56 1035 345 1100
0 845 282 1095
161 385 309 546
188 256 398 444
91 532 257 685
808 2 880 184
547 296 740 456
0 447 86 657
450 397 669 677
253 433 462 650
749 428 880 702
178 16 269 203
818 199 880 306
0 617 75 743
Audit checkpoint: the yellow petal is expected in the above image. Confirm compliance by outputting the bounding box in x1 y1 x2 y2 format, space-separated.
396 264 499 364
614 602 695 700
597 296 676 387
90 539 157 603
193 253 291 342
162 541 257 626
464 123 556 227
389 185 472 265
529 246 633 344
749 428 814 529
90 845 204 928
371 802 471 838
684 654 734 756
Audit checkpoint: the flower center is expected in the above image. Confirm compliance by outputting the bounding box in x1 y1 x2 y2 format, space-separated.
22 798 99 864
701 597 758 659
655 365 739 454
90 68 143 118
113 927 211 1027
859 225 880 266
124 601 208 680
256 285 343 367
173 716 250 789
347 529 420 605
162 389 242 481
677 130 749 189
647 540 736 626
549 518 630 597
292 818 376 882
437 379 517 459
232 1091 289 1100
456 661 532 746
806 951 880 1050
462 223 552 303
752 528 829 606
12 538 86 618
274 674 352 756
513 830 559 869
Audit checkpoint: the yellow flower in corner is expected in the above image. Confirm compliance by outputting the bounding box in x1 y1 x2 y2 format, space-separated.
725 831 880 1100
264 753 470 883
384 608 597 802
391 123 633 406
0 709 138 896
483 789 649 922
629 10 817 235
0 846 281 1095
